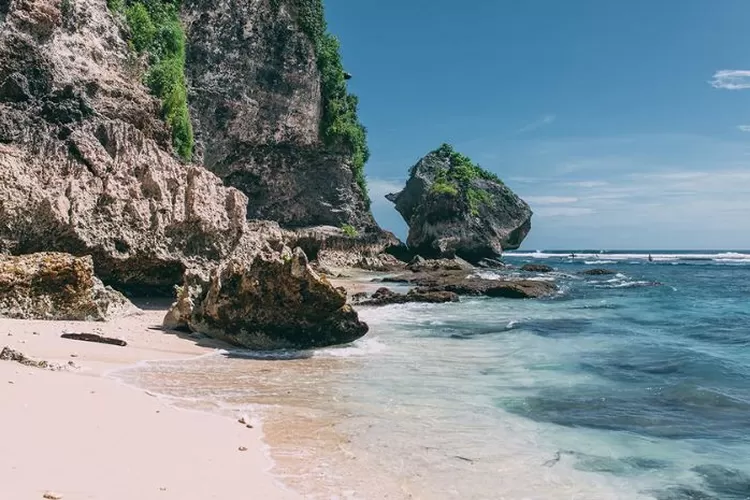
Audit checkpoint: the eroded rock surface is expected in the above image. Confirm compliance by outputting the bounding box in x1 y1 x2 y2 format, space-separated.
0 0 246 289
165 228 368 350
286 225 405 272
0 252 137 320
382 270 556 299
356 287 459 306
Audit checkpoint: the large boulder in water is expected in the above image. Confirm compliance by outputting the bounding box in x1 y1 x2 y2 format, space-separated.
386 144 532 262
0 252 137 321
164 228 368 350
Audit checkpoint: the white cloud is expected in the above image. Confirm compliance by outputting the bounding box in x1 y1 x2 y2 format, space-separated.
525 196 579 205
534 207 594 217
710 70 750 90
508 176 545 184
518 114 556 134
562 180 609 188
366 178 405 206
738 125 750 132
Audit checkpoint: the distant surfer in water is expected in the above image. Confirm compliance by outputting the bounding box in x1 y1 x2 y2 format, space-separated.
648 254 653 262
570 252 576 259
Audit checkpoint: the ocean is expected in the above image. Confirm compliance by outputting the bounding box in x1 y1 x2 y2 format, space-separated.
115 251 750 499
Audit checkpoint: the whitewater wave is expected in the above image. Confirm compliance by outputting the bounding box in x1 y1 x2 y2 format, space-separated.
507 251 750 263
314 336 387 358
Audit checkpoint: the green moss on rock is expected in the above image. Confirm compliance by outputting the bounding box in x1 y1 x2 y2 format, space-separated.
426 144 501 215
297 0 370 206
112 0 193 161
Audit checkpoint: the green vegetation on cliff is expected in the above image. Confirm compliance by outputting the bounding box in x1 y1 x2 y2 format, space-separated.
428 144 501 216
109 0 193 161
341 223 359 238
296 0 370 206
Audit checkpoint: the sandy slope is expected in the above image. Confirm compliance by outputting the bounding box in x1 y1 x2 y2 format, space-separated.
0 305 300 500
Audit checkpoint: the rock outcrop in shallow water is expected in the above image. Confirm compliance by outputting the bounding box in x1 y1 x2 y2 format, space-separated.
164 232 368 350
382 270 556 299
387 144 532 263
355 287 459 306
0 253 137 321
580 268 616 276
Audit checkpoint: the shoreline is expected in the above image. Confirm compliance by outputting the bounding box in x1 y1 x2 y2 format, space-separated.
0 305 302 500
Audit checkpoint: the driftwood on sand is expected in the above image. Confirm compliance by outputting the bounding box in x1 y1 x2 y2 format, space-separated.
60 333 127 347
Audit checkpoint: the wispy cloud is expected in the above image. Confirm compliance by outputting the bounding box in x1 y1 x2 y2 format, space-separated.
738 125 750 132
534 207 594 218
518 114 556 134
525 196 579 205
562 180 609 188
710 70 750 90
366 177 405 206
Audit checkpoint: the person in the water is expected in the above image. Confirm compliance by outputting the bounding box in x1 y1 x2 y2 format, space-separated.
570 252 576 259
648 254 653 262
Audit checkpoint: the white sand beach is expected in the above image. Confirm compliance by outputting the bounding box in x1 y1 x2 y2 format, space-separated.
0 306 301 500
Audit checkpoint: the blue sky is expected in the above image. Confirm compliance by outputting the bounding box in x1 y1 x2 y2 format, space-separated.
325 0 750 250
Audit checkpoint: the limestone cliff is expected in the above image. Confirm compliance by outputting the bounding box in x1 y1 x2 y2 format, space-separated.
0 0 248 289
0 0 382 289
183 0 376 230
387 144 532 262
0 0 372 347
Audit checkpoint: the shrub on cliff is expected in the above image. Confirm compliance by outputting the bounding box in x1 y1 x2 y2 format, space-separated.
427 144 502 215
112 0 193 161
296 0 370 206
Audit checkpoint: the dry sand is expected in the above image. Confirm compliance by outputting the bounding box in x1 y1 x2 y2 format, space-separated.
0 303 301 500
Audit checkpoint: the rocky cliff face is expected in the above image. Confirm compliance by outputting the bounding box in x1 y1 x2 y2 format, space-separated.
387 144 532 262
0 0 248 288
0 0 374 347
182 0 375 230
0 0 383 289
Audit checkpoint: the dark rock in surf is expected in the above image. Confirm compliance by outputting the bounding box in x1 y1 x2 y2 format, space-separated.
358 287 459 306
581 268 616 276
520 264 554 273
383 270 556 299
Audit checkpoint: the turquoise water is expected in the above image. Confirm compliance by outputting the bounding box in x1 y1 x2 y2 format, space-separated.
119 251 750 499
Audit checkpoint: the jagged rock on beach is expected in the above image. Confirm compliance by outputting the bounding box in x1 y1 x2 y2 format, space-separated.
0 346 61 370
0 253 138 321
165 240 368 350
